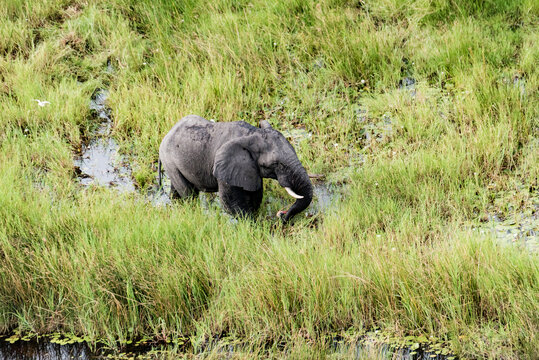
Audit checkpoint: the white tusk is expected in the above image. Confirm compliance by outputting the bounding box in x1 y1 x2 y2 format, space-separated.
285 187 304 199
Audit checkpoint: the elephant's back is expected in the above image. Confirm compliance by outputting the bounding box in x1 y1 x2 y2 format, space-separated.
160 115 213 152
159 115 218 190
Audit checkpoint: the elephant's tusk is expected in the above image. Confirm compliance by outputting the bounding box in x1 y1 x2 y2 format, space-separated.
285 187 304 199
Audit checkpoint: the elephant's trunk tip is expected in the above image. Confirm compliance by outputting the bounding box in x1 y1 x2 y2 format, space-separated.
277 209 288 223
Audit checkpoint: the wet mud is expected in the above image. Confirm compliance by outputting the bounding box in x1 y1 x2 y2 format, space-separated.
73 90 134 192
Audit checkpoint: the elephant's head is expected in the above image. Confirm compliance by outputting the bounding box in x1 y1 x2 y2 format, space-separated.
212 120 313 223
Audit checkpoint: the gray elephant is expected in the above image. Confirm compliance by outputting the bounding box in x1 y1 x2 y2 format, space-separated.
158 115 313 223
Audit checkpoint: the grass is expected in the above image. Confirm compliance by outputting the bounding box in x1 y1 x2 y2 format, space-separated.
0 0 538 358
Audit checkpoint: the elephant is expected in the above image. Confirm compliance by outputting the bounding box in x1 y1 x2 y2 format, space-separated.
158 115 313 223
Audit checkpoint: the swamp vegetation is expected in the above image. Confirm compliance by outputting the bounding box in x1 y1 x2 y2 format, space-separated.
0 0 538 358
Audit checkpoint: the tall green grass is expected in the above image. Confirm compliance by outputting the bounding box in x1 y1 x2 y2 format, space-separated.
1 0 538 358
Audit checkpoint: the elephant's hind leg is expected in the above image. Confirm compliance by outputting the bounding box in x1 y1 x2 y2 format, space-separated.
218 182 263 217
166 167 199 199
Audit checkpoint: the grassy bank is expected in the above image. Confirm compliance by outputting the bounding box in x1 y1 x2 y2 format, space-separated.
1 0 538 358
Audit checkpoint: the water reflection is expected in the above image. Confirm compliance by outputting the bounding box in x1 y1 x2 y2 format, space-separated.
0 339 92 360
73 90 135 192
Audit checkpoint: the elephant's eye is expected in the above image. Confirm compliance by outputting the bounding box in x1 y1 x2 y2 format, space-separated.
262 162 277 170
260 163 277 175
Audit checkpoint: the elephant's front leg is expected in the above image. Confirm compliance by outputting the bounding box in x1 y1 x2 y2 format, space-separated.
218 182 263 217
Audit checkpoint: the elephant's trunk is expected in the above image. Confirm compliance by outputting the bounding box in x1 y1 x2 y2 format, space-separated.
278 165 313 223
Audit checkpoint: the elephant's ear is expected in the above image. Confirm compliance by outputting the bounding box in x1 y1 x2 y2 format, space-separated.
213 140 261 192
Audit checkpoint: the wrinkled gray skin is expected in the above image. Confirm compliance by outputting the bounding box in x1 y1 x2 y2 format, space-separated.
159 115 313 223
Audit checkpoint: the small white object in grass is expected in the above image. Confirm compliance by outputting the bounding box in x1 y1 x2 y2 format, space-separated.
376 234 381 238
333 143 338 147
210 119 215 122
273 42 277 46
375 182 379 186
361 79 366 84
33 99 50 107
392 247 396 251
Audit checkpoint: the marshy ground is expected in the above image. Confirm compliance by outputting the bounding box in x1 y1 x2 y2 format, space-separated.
0 0 538 359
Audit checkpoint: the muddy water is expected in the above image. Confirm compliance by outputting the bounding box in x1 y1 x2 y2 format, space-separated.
74 90 135 192
399 77 416 97
0 338 92 360
264 183 343 219
147 174 222 211
331 341 455 360
0 337 456 360
313 183 342 210
475 206 538 252
471 181 539 252
0 337 167 360
147 174 172 207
